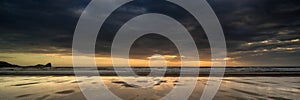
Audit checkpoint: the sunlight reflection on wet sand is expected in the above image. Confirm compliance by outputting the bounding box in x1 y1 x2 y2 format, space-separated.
0 76 299 100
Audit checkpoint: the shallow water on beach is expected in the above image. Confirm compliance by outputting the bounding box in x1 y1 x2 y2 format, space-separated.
0 76 299 100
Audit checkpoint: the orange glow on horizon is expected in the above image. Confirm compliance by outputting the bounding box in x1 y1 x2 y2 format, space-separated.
0 53 240 67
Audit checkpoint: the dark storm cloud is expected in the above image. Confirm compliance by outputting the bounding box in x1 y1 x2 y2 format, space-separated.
0 0 299 65
206 0 300 65
0 0 90 53
209 0 300 42
95 0 209 60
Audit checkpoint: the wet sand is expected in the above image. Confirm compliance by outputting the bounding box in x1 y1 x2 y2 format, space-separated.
0 76 300 100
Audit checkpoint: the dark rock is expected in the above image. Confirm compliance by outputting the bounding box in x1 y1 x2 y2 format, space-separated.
26 63 52 69
45 63 52 67
32 63 51 68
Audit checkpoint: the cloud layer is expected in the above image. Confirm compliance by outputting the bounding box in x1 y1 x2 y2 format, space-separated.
0 0 299 66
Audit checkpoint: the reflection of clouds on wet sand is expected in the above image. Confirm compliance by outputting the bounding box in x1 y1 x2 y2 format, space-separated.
111 78 169 88
0 76 299 100
0 76 80 100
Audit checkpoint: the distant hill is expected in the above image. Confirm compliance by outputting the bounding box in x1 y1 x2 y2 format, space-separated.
0 61 51 68
0 61 20 67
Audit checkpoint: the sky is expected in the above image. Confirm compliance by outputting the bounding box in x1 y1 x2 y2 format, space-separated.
0 0 300 67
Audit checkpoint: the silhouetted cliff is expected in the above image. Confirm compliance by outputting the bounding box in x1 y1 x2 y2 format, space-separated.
0 61 52 68
0 61 20 67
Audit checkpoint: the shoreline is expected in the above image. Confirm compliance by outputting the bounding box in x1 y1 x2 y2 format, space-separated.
1 71 300 77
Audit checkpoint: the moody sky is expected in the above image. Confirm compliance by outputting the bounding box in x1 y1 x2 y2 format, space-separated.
0 0 300 66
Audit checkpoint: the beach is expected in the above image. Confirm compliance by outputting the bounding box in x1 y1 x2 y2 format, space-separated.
0 76 299 100
1 67 300 99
